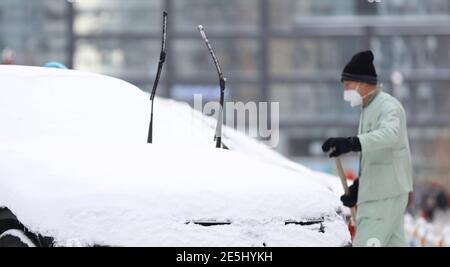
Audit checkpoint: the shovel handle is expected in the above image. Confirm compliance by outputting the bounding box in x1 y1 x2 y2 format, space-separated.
334 157 357 227
335 157 350 196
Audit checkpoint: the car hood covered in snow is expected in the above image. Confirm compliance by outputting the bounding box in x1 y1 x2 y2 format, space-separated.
0 65 350 246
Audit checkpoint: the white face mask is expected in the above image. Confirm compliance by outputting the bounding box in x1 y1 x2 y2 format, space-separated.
344 83 363 107
343 83 377 108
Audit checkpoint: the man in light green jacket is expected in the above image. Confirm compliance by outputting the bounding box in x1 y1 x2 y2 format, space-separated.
322 50 413 247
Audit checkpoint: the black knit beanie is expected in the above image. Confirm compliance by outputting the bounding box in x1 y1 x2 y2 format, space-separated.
341 50 378 85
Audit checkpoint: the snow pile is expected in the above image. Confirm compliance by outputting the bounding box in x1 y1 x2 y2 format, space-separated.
0 143 348 246
0 65 343 194
0 66 349 246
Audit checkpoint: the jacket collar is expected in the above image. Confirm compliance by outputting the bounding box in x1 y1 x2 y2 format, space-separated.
364 88 381 109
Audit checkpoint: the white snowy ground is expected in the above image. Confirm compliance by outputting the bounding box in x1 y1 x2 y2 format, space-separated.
0 65 350 246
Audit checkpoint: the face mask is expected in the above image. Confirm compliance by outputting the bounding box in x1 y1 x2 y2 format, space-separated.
343 83 377 108
344 83 363 107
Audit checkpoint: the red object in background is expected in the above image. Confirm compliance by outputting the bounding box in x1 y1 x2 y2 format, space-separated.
347 206 358 241
345 170 356 181
420 209 428 221
348 222 356 241
343 169 357 239
1 48 15 65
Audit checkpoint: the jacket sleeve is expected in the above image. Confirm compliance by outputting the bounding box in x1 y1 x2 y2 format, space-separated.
357 101 401 153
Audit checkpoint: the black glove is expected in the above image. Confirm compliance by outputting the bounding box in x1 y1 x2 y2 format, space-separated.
340 179 359 208
321 137 361 158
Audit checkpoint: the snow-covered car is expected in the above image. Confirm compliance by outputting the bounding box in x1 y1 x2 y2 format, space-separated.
0 65 350 247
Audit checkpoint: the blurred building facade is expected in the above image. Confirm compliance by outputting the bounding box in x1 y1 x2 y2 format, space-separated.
0 0 70 65
1 0 450 187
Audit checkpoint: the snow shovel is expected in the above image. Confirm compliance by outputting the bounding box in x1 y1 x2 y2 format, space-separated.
334 157 357 228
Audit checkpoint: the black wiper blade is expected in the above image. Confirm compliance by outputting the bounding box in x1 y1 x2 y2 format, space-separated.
284 217 324 226
197 25 226 149
186 219 232 227
147 11 168 144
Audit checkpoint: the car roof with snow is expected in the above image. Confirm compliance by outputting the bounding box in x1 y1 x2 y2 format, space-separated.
0 65 350 246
